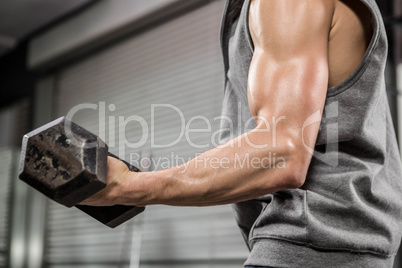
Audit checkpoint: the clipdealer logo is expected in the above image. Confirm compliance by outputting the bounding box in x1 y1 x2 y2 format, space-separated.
63 100 339 169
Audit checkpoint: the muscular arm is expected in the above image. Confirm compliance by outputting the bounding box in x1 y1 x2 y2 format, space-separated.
82 0 334 207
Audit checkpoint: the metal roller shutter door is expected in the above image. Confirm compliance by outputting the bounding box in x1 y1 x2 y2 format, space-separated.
47 1 249 267
0 98 30 268
0 148 14 268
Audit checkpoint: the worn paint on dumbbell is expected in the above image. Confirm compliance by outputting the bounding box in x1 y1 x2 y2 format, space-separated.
19 117 145 227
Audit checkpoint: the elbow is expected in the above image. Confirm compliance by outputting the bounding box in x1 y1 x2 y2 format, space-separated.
250 128 313 192
285 161 308 189
277 140 311 190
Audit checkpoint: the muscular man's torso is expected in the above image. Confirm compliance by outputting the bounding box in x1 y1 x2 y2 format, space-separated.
328 0 372 88
225 0 402 265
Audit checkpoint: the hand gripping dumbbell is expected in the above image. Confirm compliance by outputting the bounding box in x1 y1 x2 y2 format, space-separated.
19 117 145 228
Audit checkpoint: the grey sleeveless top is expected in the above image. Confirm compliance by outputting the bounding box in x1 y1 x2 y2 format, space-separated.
219 0 402 267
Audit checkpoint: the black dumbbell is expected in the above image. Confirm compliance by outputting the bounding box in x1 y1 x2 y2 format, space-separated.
19 116 145 228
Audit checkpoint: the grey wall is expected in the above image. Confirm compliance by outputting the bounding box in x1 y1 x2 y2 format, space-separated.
28 0 200 69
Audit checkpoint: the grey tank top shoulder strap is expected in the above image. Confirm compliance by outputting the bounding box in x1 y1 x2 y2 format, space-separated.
220 0 251 82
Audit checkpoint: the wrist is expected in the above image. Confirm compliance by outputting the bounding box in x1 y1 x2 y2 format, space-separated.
116 170 164 207
139 168 178 206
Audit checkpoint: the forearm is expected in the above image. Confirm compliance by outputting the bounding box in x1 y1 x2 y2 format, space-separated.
119 126 306 207
115 56 325 208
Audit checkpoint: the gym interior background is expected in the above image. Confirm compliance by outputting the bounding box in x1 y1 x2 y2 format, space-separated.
0 0 401 267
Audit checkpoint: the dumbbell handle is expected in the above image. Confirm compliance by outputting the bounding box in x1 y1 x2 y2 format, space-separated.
108 152 141 172
75 152 145 228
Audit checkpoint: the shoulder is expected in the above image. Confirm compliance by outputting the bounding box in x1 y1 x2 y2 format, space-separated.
248 0 336 51
249 0 335 17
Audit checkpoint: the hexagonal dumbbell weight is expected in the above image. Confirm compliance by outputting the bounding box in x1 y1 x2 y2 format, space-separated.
19 117 145 228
